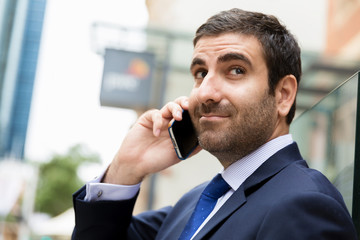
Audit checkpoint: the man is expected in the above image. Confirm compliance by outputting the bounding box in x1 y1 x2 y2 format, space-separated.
72 8 358 239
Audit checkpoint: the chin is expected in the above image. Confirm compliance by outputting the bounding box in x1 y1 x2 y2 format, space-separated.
198 132 228 152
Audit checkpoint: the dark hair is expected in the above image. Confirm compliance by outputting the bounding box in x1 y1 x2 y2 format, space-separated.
194 8 301 124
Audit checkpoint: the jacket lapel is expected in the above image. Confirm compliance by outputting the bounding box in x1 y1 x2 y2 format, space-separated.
193 142 304 239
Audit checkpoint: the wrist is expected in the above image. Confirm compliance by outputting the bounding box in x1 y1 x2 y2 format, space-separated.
102 161 145 185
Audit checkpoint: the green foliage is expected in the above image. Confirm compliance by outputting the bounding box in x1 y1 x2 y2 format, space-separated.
34 144 100 216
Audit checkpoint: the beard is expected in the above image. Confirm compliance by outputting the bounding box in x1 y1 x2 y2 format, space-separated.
192 91 277 165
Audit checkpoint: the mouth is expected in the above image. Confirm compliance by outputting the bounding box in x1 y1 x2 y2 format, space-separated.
199 113 230 122
193 102 234 124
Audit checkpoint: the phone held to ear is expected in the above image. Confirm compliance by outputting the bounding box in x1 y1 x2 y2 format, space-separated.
168 110 199 160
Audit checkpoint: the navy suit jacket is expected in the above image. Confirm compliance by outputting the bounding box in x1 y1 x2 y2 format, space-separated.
72 143 358 239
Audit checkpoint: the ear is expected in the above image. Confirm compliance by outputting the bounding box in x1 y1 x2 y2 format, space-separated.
275 74 297 118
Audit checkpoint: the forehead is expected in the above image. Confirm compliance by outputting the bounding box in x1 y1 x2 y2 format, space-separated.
192 33 265 65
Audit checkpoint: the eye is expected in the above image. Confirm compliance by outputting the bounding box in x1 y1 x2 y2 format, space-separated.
194 70 208 79
229 67 245 75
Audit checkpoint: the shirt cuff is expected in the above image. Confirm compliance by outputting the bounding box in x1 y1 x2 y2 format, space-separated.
84 168 141 202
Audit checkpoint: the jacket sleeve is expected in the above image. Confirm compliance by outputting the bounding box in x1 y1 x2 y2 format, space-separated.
256 191 358 240
71 185 172 240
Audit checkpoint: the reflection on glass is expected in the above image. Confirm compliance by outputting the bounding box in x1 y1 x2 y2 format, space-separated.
291 72 359 214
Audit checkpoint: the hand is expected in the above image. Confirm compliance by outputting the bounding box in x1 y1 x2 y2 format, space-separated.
103 97 200 185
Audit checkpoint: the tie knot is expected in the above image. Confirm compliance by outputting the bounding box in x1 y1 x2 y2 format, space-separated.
202 174 230 199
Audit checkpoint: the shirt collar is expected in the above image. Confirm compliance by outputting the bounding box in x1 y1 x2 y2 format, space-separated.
221 134 294 191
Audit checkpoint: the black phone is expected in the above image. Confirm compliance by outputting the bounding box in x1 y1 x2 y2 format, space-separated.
168 110 199 160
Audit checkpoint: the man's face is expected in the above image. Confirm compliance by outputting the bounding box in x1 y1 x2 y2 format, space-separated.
188 33 278 165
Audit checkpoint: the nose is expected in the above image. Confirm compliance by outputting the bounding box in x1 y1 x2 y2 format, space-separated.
194 73 222 104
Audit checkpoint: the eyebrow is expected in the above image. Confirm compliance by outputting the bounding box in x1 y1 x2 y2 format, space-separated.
190 52 252 72
217 52 252 67
190 58 205 71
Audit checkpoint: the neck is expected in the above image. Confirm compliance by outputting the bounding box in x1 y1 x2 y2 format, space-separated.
215 130 291 170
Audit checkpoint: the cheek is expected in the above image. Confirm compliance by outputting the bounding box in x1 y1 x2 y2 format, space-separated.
225 86 251 106
230 81 267 102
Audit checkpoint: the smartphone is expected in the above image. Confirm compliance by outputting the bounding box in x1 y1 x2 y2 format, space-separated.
168 110 199 160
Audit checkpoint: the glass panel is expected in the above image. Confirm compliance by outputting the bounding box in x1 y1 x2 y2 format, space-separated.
290 72 359 216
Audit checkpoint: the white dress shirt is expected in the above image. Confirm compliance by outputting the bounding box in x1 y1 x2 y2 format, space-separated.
84 134 294 238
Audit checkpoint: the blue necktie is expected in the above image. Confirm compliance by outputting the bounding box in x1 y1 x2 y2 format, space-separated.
179 174 231 240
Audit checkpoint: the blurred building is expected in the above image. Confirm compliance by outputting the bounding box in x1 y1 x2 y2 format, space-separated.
0 0 46 160
326 0 360 59
300 0 360 114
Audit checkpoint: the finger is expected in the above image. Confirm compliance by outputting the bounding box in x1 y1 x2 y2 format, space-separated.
174 96 189 109
141 109 163 137
161 101 183 121
151 110 164 137
161 96 190 121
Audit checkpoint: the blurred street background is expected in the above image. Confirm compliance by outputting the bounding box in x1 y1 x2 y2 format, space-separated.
0 0 359 239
